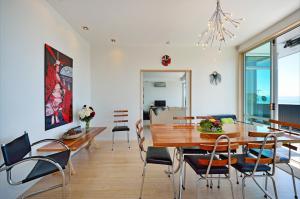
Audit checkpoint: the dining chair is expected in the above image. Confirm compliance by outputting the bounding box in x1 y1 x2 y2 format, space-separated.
172 116 207 190
112 109 130 151
0 132 71 199
249 119 299 199
135 120 176 199
222 131 283 199
183 135 238 199
173 116 195 124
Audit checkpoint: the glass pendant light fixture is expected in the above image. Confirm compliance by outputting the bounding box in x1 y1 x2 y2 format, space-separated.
197 0 244 51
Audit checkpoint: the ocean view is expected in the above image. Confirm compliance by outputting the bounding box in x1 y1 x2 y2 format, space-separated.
278 96 300 105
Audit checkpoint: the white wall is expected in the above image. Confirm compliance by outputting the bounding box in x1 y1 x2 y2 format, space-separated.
143 80 183 110
0 0 91 198
91 45 238 140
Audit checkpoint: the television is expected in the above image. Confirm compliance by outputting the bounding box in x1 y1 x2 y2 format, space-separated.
154 100 166 107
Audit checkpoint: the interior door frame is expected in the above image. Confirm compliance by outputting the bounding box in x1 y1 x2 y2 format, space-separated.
140 69 192 121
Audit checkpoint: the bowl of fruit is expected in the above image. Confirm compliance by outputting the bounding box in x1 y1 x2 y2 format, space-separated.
62 126 84 140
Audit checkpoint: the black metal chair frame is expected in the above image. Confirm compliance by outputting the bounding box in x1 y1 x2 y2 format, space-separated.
171 116 207 175
183 135 236 199
233 132 283 199
112 110 130 151
0 132 71 199
268 121 298 199
135 120 176 199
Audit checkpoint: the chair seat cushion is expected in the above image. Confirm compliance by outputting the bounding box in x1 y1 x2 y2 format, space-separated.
249 148 289 163
220 153 271 173
146 147 172 165
182 146 207 154
184 155 229 175
23 150 70 183
112 126 130 132
211 114 237 121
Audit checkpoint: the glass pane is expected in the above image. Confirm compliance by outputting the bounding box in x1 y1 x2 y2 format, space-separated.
276 26 300 165
278 52 300 105
244 42 271 124
276 25 300 125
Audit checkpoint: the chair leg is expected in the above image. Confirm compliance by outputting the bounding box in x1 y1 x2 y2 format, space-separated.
127 131 130 149
242 177 246 199
264 174 268 198
172 148 181 174
112 132 115 151
252 176 273 199
61 170 66 199
172 148 177 172
196 179 200 199
227 178 235 199
217 174 220 189
235 169 239 184
167 166 171 178
139 162 147 199
209 175 213 189
287 163 298 199
68 163 72 184
170 165 177 199
22 184 64 199
269 176 278 199
182 161 187 190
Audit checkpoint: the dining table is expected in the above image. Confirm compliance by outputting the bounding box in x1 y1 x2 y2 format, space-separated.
150 122 300 199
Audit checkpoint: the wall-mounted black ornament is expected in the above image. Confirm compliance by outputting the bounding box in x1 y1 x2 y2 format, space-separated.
209 71 221 85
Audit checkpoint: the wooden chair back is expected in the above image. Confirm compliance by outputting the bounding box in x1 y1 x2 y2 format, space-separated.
113 110 128 126
135 119 146 162
268 119 299 157
135 119 143 139
198 142 238 167
196 116 214 120
246 131 279 174
173 116 195 124
135 119 142 130
269 119 300 130
198 135 236 177
139 137 146 152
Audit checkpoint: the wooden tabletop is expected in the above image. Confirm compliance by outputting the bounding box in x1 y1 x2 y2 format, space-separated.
37 127 106 152
150 123 300 147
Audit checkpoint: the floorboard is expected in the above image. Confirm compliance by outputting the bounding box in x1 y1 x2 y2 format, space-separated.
24 133 300 199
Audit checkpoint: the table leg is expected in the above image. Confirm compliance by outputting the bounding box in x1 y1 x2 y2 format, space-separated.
69 160 76 175
86 139 100 150
91 139 100 149
178 147 184 199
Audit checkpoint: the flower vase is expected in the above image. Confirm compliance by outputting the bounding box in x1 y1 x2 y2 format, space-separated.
85 121 90 132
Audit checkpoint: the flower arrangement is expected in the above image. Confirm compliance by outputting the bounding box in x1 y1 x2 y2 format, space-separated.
199 118 223 133
79 105 95 130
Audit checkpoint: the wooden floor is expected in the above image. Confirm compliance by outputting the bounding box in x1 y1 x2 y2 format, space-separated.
25 139 300 199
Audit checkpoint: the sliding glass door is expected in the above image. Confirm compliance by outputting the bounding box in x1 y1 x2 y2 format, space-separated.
276 26 300 124
244 42 272 124
244 26 300 125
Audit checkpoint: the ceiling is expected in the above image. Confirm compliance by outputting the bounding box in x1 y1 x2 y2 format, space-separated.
47 0 300 47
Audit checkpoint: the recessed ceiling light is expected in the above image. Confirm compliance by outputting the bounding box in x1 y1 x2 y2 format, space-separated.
81 26 89 31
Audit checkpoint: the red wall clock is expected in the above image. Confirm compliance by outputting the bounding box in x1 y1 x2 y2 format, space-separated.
161 55 171 66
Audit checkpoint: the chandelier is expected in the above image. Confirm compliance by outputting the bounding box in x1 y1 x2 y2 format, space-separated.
197 0 244 51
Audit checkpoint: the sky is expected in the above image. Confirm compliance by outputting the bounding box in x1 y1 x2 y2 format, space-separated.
278 52 300 104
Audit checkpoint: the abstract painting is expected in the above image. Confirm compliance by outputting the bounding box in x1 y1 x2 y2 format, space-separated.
44 44 73 130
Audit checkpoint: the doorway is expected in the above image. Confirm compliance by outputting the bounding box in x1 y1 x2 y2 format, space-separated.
140 70 192 127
